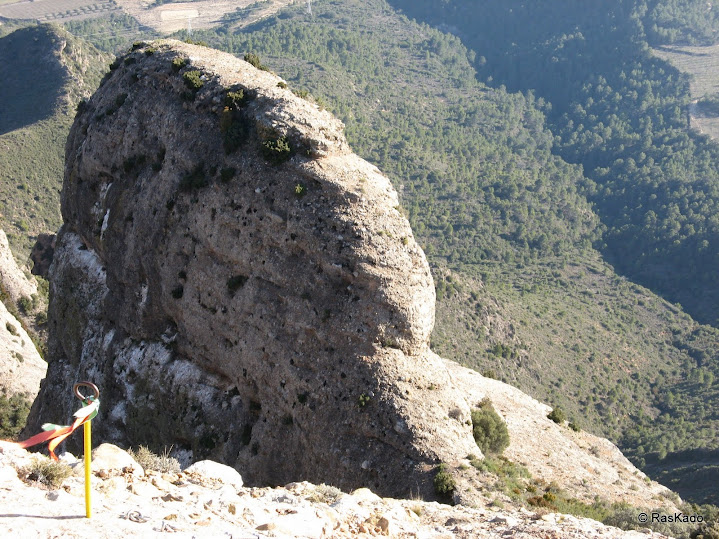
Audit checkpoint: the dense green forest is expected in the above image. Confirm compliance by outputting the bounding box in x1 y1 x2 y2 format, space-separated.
389 0 719 329
36 0 719 507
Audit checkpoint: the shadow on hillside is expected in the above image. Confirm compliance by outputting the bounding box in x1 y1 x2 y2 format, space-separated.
0 25 66 136
646 448 719 506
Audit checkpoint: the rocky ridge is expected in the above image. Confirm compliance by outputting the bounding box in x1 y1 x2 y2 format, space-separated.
0 441 671 538
25 39 679 516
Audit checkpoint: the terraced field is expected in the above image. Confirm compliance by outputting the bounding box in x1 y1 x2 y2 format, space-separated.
0 0 119 22
653 44 719 139
114 0 293 34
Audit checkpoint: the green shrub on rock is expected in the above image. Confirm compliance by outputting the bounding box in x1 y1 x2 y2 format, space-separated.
547 407 566 424
471 397 510 455
433 463 456 498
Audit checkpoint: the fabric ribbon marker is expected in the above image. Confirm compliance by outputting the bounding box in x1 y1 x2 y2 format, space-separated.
16 381 100 518
74 381 100 518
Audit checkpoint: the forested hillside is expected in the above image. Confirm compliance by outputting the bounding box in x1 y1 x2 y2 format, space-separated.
146 0 719 505
0 24 108 257
389 0 719 330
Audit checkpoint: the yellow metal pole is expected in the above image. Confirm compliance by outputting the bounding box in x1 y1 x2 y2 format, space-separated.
84 419 91 518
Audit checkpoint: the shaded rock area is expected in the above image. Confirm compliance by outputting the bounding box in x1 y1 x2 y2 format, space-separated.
26 40 478 499
30 233 55 279
0 441 672 538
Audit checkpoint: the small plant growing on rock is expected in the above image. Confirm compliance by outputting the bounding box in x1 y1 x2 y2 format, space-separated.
220 167 236 183
471 398 510 456
294 183 307 197
21 457 72 489
171 57 188 72
183 70 204 94
261 136 292 164
357 393 371 408
547 407 566 424
433 463 455 498
179 164 207 191
305 483 342 504
244 52 269 71
128 445 180 473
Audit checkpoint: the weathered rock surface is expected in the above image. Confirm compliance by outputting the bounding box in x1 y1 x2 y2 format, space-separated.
0 442 674 538
0 297 46 398
0 229 37 305
0 229 45 398
27 39 477 498
25 39 679 513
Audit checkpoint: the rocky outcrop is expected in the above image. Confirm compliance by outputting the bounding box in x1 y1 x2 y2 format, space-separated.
27 40 478 498
25 40 680 512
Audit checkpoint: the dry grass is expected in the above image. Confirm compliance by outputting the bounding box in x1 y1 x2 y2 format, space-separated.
20 457 72 489
128 445 181 473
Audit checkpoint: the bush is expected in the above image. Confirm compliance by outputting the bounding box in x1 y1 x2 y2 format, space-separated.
182 70 204 92
220 167 236 183
224 89 246 109
244 52 268 71
179 165 207 191
262 136 292 164
128 445 180 473
171 57 188 72
305 484 342 504
547 407 566 424
0 392 31 439
21 457 72 488
433 463 456 498
471 398 510 455
227 275 248 294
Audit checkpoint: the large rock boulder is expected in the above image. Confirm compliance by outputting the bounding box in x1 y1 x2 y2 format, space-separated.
26 40 478 497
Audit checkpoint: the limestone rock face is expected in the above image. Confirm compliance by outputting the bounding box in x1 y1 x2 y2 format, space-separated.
0 297 46 398
26 40 477 497
0 229 37 305
0 229 46 399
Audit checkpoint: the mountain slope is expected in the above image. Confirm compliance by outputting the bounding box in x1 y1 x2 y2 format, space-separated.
0 24 109 257
167 0 719 505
